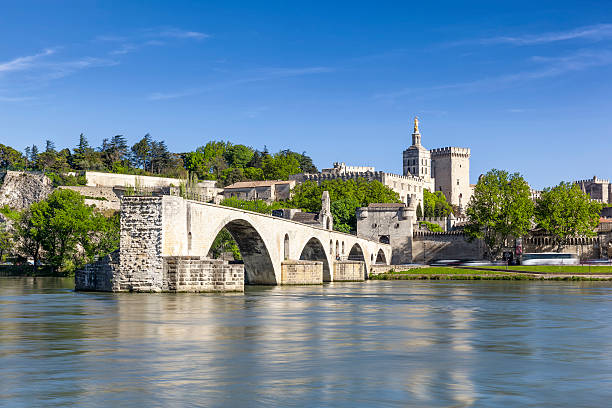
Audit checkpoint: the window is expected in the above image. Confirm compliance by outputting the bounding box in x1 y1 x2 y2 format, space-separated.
457 179 460 186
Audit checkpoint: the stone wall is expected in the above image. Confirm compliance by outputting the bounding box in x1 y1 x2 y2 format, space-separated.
281 260 323 284
117 196 165 292
412 232 483 263
58 185 121 211
333 261 365 281
523 236 603 260
163 256 244 292
75 250 119 291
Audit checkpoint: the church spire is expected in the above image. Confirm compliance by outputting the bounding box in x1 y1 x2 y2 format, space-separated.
412 116 422 146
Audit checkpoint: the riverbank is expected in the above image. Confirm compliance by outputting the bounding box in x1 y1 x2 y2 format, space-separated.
0 265 68 277
370 267 612 281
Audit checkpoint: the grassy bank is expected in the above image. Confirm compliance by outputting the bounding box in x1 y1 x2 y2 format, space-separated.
473 265 612 274
0 265 69 277
370 267 612 281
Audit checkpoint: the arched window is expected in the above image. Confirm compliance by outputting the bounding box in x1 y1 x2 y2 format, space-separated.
336 240 339 256
330 240 333 254
342 242 345 254
284 234 290 260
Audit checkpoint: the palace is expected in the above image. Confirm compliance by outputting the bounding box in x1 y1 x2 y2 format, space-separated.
292 117 474 212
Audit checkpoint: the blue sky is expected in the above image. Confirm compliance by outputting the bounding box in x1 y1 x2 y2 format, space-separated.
1 0 611 189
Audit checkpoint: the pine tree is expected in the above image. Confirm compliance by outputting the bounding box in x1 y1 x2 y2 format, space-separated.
45 140 55 153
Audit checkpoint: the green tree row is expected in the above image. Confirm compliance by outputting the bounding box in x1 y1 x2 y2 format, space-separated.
183 141 317 187
1 137 318 188
465 169 602 259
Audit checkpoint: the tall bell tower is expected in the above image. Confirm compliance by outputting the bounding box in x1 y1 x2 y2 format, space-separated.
402 117 431 181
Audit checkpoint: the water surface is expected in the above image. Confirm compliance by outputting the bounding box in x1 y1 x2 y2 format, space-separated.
2 278 612 407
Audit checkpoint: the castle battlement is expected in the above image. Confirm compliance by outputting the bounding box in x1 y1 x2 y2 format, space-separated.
382 172 424 183
575 176 610 185
430 146 471 157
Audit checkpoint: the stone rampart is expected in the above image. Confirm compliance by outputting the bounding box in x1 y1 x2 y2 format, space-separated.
523 236 602 260
333 261 365 281
412 232 483 263
281 260 323 284
58 186 121 211
163 256 244 292
75 250 119 291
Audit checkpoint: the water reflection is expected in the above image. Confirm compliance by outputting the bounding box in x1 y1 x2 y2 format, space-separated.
2 278 612 407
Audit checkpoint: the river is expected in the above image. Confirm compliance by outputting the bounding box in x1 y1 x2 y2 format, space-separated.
1 278 612 407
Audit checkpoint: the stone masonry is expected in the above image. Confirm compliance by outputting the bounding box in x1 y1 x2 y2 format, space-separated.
117 196 165 291
75 250 119 291
333 261 365 281
281 260 323 284
163 256 244 292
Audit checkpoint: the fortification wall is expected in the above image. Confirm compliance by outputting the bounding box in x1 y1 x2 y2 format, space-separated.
163 256 244 292
58 185 121 211
333 260 365 281
523 236 603 260
412 232 483 263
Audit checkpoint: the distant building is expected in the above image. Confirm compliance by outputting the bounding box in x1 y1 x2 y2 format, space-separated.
292 117 472 213
222 180 297 202
356 202 415 264
272 191 334 230
575 176 612 204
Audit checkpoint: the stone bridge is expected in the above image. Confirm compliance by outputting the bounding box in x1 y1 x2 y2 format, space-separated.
111 195 391 290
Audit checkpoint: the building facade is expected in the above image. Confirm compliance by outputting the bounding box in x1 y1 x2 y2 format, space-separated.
575 176 612 204
292 117 472 213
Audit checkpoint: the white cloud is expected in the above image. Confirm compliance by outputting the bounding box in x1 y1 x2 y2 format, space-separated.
0 49 55 73
375 49 612 99
455 23 612 46
148 66 334 100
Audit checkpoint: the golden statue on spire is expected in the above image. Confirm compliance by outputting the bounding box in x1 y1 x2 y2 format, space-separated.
414 116 420 133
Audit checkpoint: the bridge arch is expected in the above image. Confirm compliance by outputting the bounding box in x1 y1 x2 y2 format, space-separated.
209 218 277 285
300 237 332 282
347 243 366 263
375 248 387 264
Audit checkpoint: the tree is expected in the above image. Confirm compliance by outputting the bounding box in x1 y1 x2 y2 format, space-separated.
423 189 453 217
31 145 39 163
3 190 119 272
465 169 534 260
224 144 254 168
289 178 400 232
0 144 25 169
131 134 152 170
0 222 12 261
208 228 242 260
45 140 56 153
262 152 301 180
330 197 362 233
535 182 602 251
416 202 423 218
